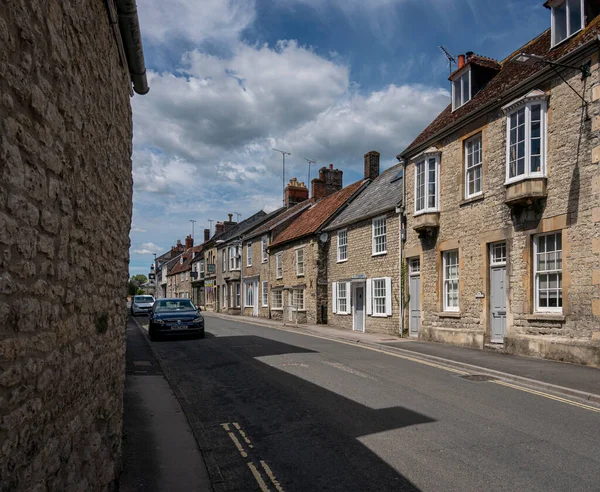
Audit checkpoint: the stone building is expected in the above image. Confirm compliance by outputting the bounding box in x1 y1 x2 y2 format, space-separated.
0 1 147 490
215 211 272 315
269 167 368 324
398 1 600 366
324 153 404 335
241 180 311 318
155 239 185 298
190 229 211 307
166 236 197 299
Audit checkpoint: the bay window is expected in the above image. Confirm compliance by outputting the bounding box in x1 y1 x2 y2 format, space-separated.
415 155 439 214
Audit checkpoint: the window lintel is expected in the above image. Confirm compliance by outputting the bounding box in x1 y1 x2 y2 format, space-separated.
502 89 548 114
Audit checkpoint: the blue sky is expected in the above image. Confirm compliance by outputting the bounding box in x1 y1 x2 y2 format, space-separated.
129 0 550 276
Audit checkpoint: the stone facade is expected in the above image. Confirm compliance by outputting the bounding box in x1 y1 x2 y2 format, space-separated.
201 245 218 311
269 238 325 325
216 243 242 315
402 51 600 366
242 238 271 318
327 213 401 335
0 1 136 490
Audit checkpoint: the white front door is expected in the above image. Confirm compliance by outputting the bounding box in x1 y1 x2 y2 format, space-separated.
353 283 365 332
409 258 421 337
253 281 259 316
490 242 507 343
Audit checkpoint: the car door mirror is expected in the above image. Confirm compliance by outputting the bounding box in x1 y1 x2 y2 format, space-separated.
197 307 202 312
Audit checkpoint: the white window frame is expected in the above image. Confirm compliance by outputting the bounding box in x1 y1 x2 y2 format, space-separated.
199 260 205 274
271 289 283 310
261 236 268 263
276 252 283 279
414 154 440 214
337 229 348 262
551 0 584 47
504 99 547 185
534 232 563 313
409 257 420 275
452 68 471 111
247 242 252 267
222 285 227 308
245 282 254 307
372 216 387 256
443 250 459 312
371 278 390 317
296 248 304 276
262 281 268 307
465 133 483 199
337 282 349 315
490 242 507 266
222 249 227 272
235 282 241 308
292 288 305 311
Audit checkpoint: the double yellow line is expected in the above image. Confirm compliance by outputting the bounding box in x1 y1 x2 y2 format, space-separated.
221 422 285 492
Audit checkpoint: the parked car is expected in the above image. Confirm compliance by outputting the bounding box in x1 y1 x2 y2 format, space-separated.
131 295 155 316
148 298 204 341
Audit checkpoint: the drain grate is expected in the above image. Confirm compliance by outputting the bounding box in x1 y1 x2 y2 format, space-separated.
460 374 497 382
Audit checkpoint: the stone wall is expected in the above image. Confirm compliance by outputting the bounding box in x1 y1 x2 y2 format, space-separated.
0 1 133 490
403 50 600 366
242 239 270 318
270 238 321 324
327 213 401 335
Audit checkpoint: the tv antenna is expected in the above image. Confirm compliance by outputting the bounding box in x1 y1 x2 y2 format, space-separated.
439 46 456 76
273 148 291 206
304 158 316 187
208 219 214 236
233 212 241 222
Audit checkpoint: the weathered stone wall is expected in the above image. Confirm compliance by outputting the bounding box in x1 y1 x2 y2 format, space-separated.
404 50 600 366
0 1 133 490
327 213 401 335
242 239 270 318
270 238 320 324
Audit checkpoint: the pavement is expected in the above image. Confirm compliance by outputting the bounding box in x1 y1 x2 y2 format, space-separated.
205 312 600 404
128 313 600 492
120 317 212 492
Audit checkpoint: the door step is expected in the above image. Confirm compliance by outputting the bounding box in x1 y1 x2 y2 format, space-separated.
484 342 505 352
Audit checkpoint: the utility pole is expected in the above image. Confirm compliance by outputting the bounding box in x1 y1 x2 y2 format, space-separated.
304 158 316 187
190 219 196 242
208 219 214 237
273 148 291 206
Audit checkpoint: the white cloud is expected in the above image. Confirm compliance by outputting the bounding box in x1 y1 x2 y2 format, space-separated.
138 0 255 44
131 225 147 233
132 242 165 255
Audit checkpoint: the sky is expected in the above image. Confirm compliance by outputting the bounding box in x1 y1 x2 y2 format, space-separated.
129 0 551 276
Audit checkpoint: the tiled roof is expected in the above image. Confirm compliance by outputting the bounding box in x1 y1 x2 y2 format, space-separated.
324 164 403 231
402 16 600 157
270 180 368 247
448 54 501 80
168 244 203 275
243 201 312 241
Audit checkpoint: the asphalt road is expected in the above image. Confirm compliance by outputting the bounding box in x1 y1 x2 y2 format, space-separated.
142 315 600 492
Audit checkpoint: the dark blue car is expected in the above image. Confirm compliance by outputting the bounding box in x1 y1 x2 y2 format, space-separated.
148 298 205 341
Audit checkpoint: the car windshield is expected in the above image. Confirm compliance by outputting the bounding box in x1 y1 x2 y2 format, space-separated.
154 300 196 312
134 296 154 303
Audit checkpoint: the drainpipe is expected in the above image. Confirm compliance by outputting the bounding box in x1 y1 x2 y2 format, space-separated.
115 0 149 95
396 155 406 337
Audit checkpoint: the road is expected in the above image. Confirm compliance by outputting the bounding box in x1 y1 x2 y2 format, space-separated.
138 315 600 492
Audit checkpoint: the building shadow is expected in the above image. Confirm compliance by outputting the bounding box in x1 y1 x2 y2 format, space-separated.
153 333 436 491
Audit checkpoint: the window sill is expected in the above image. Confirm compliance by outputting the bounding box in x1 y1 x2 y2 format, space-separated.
371 313 388 318
460 193 484 207
372 251 387 257
526 313 565 322
436 311 461 318
271 307 283 311
413 209 439 217
296 274 305 278
337 259 348 263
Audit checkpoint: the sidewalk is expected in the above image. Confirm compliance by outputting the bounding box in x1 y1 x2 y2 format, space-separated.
120 317 212 492
206 312 600 404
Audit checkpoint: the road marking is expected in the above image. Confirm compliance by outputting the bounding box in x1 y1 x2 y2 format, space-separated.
492 380 600 413
261 461 284 492
322 361 378 381
233 422 254 448
247 462 271 492
227 431 248 457
221 423 231 431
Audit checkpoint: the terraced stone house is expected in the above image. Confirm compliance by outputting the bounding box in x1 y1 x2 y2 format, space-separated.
398 0 600 367
324 152 404 335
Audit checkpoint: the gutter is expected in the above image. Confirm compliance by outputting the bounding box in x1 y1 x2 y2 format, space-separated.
114 0 149 95
400 35 599 160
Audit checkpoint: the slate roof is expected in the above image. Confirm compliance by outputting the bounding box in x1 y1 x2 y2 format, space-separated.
243 201 312 241
270 180 368 248
324 164 403 232
401 15 600 158
214 210 269 246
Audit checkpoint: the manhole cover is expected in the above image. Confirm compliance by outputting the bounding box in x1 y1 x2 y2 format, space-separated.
460 374 497 382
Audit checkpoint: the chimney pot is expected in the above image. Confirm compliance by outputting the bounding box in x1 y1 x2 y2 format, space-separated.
284 177 309 208
185 235 194 249
457 54 465 69
228 213 233 222
329 164 333 170
311 165 343 200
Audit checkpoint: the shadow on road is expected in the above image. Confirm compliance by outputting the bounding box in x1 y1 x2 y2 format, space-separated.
152 332 436 491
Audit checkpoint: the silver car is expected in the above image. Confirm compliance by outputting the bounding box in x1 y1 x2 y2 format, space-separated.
131 295 155 316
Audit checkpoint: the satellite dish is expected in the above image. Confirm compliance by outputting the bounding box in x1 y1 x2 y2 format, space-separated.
319 232 329 243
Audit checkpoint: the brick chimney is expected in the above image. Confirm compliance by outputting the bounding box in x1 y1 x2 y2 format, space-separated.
284 178 309 208
215 222 224 236
311 165 343 200
364 151 380 181
204 228 210 242
185 235 193 249
171 239 185 255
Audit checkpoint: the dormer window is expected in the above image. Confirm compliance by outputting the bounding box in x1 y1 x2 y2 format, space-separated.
550 0 584 46
452 69 471 111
